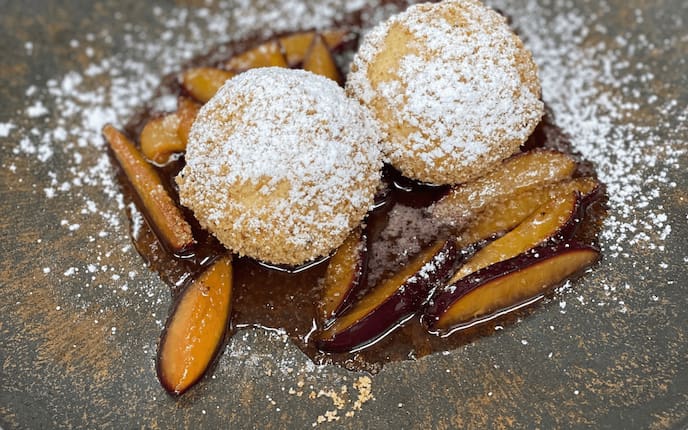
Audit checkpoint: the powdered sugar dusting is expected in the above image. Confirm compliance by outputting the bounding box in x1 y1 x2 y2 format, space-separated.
178 68 382 265
2 0 685 407
368 204 444 286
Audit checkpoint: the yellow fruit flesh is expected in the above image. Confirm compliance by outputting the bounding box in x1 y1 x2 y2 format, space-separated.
432 150 578 224
303 34 343 84
436 249 598 329
158 256 233 395
319 229 364 321
458 177 597 246
449 192 578 284
225 40 288 71
140 114 184 165
320 240 445 339
280 29 348 66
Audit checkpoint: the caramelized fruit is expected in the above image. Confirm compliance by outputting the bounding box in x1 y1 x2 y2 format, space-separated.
303 34 343 84
157 255 233 395
424 242 599 333
457 177 599 246
430 149 577 225
280 29 348 66
448 191 582 284
280 31 318 66
139 97 201 164
103 124 194 254
140 113 185 165
317 238 459 352
109 25 605 393
176 96 201 145
180 67 236 103
225 39 288 71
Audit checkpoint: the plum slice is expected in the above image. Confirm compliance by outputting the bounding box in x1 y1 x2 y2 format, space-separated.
448 191 582 285
424 242 599 334
430 149 577 225
180 67 236 103
317 238 459 352
140 113 184 165
225 39 288 71
280 29 348 67
157 255 233 395
103 124 194 254
317 228 368 323
140 97 200 164
303 34 343 84
458 177 599 246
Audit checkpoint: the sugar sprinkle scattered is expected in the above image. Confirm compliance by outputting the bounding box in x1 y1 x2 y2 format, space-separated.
2 0 685 414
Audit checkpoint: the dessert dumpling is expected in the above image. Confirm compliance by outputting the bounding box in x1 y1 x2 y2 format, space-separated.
177 67 383 265
346 0 544 185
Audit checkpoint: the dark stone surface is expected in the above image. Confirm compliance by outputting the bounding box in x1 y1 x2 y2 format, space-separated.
1 0 686 428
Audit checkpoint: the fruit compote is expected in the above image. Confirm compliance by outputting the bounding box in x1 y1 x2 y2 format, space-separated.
105 14 605 395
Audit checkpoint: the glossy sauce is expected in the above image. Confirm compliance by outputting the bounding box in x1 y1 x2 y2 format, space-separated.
116 15 605 373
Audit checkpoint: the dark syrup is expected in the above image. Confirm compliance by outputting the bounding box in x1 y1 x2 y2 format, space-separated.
116 9 605 373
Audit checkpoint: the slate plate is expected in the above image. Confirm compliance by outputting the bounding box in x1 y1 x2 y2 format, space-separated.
1 0 686 428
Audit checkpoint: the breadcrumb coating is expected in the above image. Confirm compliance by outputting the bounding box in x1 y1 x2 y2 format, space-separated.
346 0 544 185
177 68 383 265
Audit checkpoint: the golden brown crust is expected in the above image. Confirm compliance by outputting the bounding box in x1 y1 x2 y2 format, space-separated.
177 68 383 265
346 0 544 185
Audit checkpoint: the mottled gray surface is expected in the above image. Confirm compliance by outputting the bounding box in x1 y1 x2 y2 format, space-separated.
1 0 687 428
